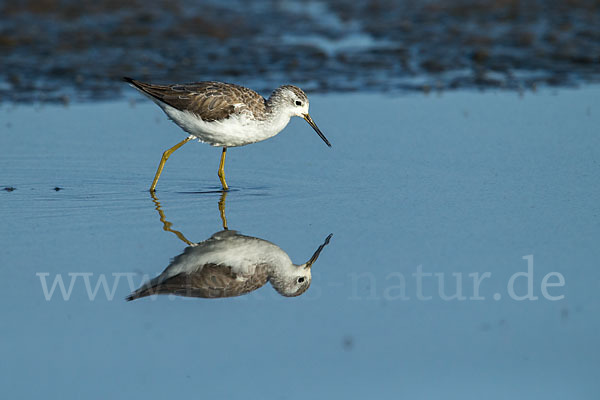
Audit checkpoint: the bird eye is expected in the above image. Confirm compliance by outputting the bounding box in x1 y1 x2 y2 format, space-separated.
297 277 305 283
295 100 302 106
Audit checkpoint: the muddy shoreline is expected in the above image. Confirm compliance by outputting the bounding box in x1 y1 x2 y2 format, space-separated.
1 0 599 103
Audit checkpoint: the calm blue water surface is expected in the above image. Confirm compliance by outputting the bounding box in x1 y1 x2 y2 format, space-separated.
1 87 599 398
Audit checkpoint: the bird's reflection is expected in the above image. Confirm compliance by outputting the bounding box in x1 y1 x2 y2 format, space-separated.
127 192 332 301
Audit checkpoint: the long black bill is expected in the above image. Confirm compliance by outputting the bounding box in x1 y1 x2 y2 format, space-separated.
303 114 332 147
305 233 333 269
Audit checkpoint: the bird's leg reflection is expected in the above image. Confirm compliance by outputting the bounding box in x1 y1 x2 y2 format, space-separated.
150 192 195 246
218 191 228 230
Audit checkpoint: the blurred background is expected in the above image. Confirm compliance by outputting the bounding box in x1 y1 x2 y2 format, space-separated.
1 0 599 103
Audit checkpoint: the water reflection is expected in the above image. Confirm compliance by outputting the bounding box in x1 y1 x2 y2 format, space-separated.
127 192 332 301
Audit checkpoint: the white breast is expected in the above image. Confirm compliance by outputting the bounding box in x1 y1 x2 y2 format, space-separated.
161 104 292 147
161 231 293 279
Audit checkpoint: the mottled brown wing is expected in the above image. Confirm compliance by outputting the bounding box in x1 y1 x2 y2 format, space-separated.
127 263 269 300
124 78 266 122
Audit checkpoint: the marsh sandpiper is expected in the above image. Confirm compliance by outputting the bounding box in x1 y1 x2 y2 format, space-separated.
123 78 331 191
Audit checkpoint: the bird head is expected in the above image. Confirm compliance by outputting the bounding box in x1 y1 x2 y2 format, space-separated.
270 85 331 147
270 234 333 297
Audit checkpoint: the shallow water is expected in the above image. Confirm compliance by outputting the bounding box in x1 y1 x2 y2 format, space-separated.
1 87 599 398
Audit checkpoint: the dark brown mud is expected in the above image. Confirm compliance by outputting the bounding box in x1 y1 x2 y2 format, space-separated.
1 0 599 103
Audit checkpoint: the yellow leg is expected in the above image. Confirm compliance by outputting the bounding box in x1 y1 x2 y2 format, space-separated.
150 136 192 192
218 147 229 191
150 192 194 246
218 191 228 230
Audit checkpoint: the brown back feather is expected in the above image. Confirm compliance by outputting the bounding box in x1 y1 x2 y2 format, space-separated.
124 78 267 122
126 263 269 300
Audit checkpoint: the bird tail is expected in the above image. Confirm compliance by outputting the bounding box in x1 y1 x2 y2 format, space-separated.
125 276 162 302
125 288 149 302
122 76 143 90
